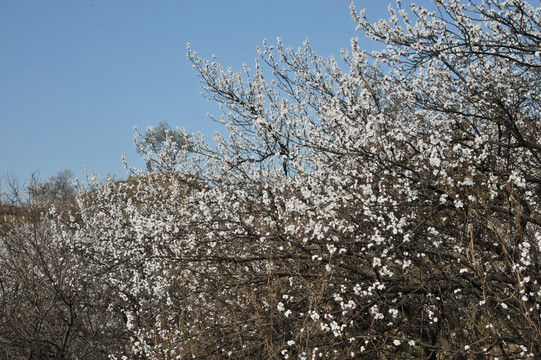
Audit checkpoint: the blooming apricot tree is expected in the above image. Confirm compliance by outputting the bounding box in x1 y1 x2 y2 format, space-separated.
59 0 541 358
0 174 129 359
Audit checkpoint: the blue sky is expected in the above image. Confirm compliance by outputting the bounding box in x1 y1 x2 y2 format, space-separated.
1 1 390 183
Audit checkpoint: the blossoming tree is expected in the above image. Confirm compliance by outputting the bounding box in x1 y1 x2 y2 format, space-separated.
32 0 541 358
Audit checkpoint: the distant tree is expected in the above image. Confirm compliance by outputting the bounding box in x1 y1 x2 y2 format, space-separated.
135 121 194 172
1 171 75 219
26 170 76 207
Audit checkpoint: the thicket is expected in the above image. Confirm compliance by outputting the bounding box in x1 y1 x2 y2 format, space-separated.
1 0 541 358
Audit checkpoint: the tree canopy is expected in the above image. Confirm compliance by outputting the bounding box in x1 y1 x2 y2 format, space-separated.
1 0 541 358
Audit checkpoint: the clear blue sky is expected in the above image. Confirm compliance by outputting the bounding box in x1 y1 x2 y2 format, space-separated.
1 1 390 183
